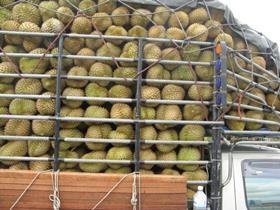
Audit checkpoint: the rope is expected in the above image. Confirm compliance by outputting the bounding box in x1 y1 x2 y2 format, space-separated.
49 170 61 210
90 172 141 210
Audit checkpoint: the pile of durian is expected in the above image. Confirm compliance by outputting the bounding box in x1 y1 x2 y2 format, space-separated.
0 0 279 200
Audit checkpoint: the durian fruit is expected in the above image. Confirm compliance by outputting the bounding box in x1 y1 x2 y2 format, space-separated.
233 37 246 51
79 0 96 16
157 150 177 169
113 67 137 86
130 9 152 27
1 20 22 45
15 78 42 95
156 129 178 153
171 65 197 82
188 85 213 101
57 128 83 151
266 94 280 111
180 44 201 62
56 6 74 24
66 66 88 88
141 85 161 107
162 84 185 100
247 56 266 71
85 124 111 151
39 1 59 21
64 37 84 54
237 71 253 90
187 188 196 201
0 84 14 107
28 140 50 157
97 0 116 13
120 41 138 67
41 18 64 33
177 147 201 171
60 106 84 129
1 45 25 65
226 110 246 131
41 69 64 93
50 48 73 69
148 25 166 40
9 162 28 170
36 92 55 115
109 130 128 147
116 124 134 140
105 25 127 45
161 48 182 70
0 129 5 147
257 72 279 90
144 43 161 60
110 103 132 119
227 54 246 73
92 12 112 32
248 88 265 108
111 6 129 26
106 166 132 174
128 25 148 37
134 106 156 120
152 6 170 26
12 3 41 25
32 120 55 136
9 99 36 115
85 31 103 50
161 168 180 176
168 11 189 28
182 168 209 190
186 23 208 42
0 107 8 126
62 87 85 108
189 8 209 24
18 22 42 52
0 61 17 83
264 113 280 131
195 50 214 81
79 151 107 173
4 119 31 136
0 8 12 27
183 104 208 121
85 82 108 105
245 111 264 130
205 20 221 39
71 16 92 34
108 85 133 98
139 169 154 174
166 27 186 41
106 146 133 169
58 150 79 170
215 33 234 48
96 42 122 65
29 154 51 171
89 62 113 87
0 141 27 165
58 0 80 8
74 48 95 70
140 125 157 150
139 149 157 170
19 48 49 74
179 125 206 141
84 105 109 122
145 64 171 87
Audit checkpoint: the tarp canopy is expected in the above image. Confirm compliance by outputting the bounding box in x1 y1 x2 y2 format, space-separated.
123 0 280 72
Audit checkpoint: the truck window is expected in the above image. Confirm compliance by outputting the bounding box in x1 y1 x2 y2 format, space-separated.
242 160 280 210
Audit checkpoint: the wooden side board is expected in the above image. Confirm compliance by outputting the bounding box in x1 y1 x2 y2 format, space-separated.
0 170 187 210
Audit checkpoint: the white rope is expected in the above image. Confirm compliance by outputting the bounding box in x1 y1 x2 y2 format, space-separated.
49 170 61 210
131 173 138 210
9 169 52 210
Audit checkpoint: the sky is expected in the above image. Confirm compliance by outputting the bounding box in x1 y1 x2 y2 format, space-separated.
220 0 280 47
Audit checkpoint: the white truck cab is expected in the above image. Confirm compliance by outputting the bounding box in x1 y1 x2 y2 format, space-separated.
222 145 280 210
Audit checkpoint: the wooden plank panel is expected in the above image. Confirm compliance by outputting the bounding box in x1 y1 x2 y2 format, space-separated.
0 170 187 210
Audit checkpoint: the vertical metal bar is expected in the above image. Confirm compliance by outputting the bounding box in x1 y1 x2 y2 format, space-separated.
134 38 144 172
53 35 64 171
211 41 227 210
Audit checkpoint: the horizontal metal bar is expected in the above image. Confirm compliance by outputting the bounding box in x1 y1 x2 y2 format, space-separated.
187 180 211 185
0 30 213 46
224 115 280 126
0 94 53 99
62 158 134 164
230 103 280 115
0 73 212 85
233 141 280 145
0 135 52 141
142 160 210 165
223 130 280 136
0 156 53 161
